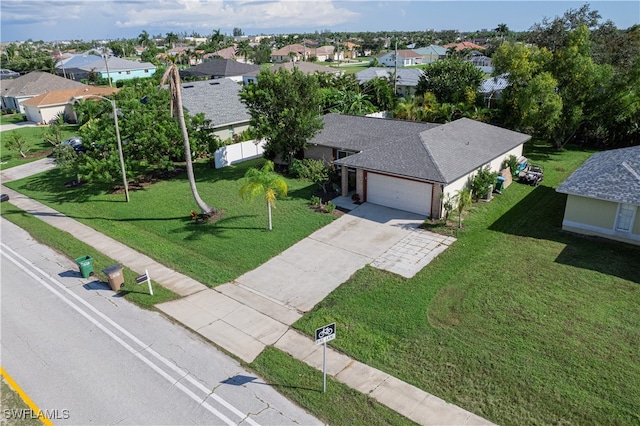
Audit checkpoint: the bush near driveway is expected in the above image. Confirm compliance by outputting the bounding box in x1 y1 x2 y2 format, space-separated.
294 142 640 425
4 158 336 288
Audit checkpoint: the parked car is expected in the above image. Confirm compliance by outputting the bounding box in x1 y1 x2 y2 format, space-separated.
60 136 87 153
0 69 20 79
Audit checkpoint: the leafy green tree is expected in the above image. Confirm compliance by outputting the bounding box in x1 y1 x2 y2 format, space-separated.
363 77 396 111
5 132 30 158
165 32 179 48
416 58 484 104
235 40 251 62
528 4 602 52
239 160 288 231
138 30 151 48
239 68 323 164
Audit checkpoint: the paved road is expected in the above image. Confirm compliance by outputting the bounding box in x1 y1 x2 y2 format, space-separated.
0 219 320 425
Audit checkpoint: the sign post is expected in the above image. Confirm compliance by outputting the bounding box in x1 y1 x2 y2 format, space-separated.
135 269 153 296
315 323 336 393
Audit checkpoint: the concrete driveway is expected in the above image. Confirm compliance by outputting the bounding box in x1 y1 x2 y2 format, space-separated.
229 203 454 313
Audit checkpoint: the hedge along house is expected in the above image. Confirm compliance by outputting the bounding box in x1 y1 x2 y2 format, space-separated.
305 114 530 218
556 146 640 246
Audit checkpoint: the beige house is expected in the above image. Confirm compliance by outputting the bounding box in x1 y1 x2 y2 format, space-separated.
21 86 119 124
305 114 529 218
557 146 640 246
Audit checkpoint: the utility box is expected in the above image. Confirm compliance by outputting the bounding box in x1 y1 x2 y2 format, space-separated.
102 264 124 291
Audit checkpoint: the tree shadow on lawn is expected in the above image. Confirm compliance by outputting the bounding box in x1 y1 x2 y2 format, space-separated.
489 185 640 284
175 214 265 241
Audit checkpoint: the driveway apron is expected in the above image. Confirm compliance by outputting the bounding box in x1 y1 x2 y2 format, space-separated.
231 203 432 313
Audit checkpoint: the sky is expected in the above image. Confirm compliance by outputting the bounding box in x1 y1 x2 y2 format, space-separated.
1 0 638 43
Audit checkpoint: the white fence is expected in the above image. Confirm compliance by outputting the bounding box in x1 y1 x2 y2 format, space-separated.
214 139 266 168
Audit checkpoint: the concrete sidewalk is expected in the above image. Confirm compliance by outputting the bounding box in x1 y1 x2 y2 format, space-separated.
1 184 492 425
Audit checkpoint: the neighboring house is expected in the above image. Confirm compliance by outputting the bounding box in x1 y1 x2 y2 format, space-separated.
22 86 119 124
375 50 423 67
443 41 486 52
205 46 238 61
413 45 447 63
60 55 156 83
1 71 86 113
556 146 640 246
479 74 509 107
166 46 203 65
179 59 260 83
305 114 530 218
355 68 424 97
179 78 251 142
56 54 102 79
469 51 492 67
341 41 360 59
271 44 337 63
243 61 342 85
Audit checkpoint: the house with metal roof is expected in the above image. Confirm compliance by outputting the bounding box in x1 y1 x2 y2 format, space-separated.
413 45 447 63
556 146 640 246
179 78 251 142
355 68 424 97
375 50 423 67
59 56 156 83
1 71 86 113
305 114 530 218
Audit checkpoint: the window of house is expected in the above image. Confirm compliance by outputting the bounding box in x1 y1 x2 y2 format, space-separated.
337 150 354 159
144 69 149 73
615 204 636 232
126 71 131 75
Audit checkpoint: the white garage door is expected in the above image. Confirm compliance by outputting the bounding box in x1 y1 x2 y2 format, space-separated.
367 173 432 216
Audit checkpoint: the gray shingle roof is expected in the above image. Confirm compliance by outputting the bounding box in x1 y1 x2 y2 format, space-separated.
317 114 530 184
180 59 260 78
179 78 250 128
1 71 86 97
556 146 640 205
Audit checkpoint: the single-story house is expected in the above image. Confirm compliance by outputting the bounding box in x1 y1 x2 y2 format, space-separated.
179 78 251 142
179 59 260 83
556 146 640 246
204 46 238 61
375 50 423 67
21 86 118 124
305 114 530 218
1 71 86 113
355 68 424 97
243 61 342 85
413 45 447 63
443 41 486 52
270 44 338 63
60 55 156 83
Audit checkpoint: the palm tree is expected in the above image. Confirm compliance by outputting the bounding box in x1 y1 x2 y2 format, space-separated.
138 30 150 48
239 161 288 231
495 24 509 43
454 188 472 229
235 40 252 63
160 63 216 215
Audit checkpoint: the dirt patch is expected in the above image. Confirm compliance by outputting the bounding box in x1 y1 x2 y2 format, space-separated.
24 149 53 159
110 168 186 194
190 209 226 224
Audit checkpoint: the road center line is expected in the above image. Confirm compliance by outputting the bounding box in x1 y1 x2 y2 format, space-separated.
1 243 259 426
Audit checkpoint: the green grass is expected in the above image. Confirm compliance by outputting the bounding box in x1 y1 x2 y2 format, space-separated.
1 125 79 170
0 113 26 126
0 378 41 426
0 203 180 308
294 142 640 425
4 158 336 287
250 347 416 425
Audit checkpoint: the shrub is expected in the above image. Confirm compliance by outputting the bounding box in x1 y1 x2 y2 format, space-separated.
310 195 321 206
502 155 518 176
325 201 336 213
470 167 498 200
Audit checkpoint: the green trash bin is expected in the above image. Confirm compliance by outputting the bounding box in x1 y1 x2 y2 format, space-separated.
495 176 506 192
75 255 94 278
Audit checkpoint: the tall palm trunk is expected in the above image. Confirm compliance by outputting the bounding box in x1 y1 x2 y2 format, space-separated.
161 65 215 215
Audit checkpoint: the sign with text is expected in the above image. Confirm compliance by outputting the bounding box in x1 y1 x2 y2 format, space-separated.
315 323 336 345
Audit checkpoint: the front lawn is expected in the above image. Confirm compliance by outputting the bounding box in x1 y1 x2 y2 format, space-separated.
294 143 640 425
1 125 79 170
4 159 336 287
0 113 26 126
